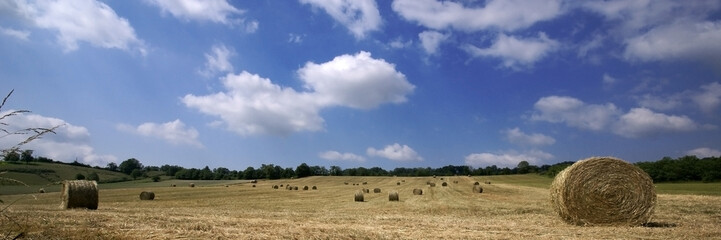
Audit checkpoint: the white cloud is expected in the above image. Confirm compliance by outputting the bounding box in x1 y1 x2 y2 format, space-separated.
117 119 203 148
635 93 683 111
367 143 423 162
692 82 721 113
0 111 116 166
199 44 235 77
464 150 553 168
184 51 414 136
392 0 563 32
686 147 721 158
146 0 241 24
319 151 366 162
300 0 382 39
503 127 555 147
298 51 415 110
531 96 620 131
23 0 146 54
463 32 559 69
388 37 413 49
612 108 699 138
0 26 30 40
602 73 617 89
624 20 721 63
418 30 449 55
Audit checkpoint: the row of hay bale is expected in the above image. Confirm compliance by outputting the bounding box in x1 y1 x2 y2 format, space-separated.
354 190 400 202
271 185 318 190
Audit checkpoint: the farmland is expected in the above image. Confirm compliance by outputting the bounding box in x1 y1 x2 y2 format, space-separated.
2 174 720 239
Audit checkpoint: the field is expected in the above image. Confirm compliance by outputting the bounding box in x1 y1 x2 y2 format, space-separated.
2 175 720 239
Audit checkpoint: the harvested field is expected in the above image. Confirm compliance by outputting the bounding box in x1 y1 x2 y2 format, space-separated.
1 175 719 239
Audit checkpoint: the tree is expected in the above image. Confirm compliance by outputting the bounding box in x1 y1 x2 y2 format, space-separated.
329 165 342 176
130 169 142 180
517 161 530 174
119 158 143 175
295 163 312 178
0 90 61 161
75 173 86 180
106 162 119 171
20 149 33 164
87 172 100 182
3 151 19 162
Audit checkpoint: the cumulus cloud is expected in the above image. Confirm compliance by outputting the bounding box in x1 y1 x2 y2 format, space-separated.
686 147 721 158
147 0 238 24
464 150 553 168
319 151 366 162
0 26 30 40
503 128 555 147
624 20 721 63
463 32 559 69
117 119 203 148
612 108 699 138
183 51 414 136
300 0 382 39
418 30 449 55
16 0 145 54
367 143 423 162
531 96 620 131
392 0 563 32
199 44 235 77
0 111 116 166
692 82 721 113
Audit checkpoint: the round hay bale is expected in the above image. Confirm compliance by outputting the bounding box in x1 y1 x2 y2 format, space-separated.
397 182 401 185
413 188 423 195
252 185 256 187
354 191 364 202
293 186 298 190
401 180 405 182
485 181 491 184
473 185 483 193
39 188 45 193
441 182 448 187
139 191 155 200
344 182 349 185
280 184 284 187
171 184 176 187
373 188 381 193
453 181 458 184
433 175 436 178
389 191 399 201
61 180 98 210
363 188 370 193
473 182 479 185
312 186 317 190
440 177 444 180
287 185 292 190
550 156 656 226
273 185 279 189
362 182 368 185
189 183 195 187
303 186 309 190
225 185 229 187
250 180 258 183
429 183 436 187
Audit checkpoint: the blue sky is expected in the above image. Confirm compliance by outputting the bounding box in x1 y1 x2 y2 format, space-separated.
1 0 720 170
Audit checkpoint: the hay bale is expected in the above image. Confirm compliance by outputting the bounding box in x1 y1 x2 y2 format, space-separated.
473 185 483 193
189 183 195 187
550 156 656 226
373 188 381 193
61 180 98 210
362 182 368 185
273 185 279 189
401 180 405 182
442 182 448 187
287 185 292 190
312 186 317 190
139 191 155 200
303 186 309 190
38 188 45 193
171 184 176 187
344 182 349 185
453 181 458 184
250 180 258 183
293 186 298 190
473 182 479 185
280 184 284 187
363 188 370 193
397 182 401 185
354 191 364 202
485 181 491 184
225 185 229 187
389 191 399 201
252 185 256 187
440 177 444 180
413 188 423 195
429 183 436 187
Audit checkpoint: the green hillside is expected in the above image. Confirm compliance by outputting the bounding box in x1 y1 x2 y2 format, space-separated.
0 162 130 194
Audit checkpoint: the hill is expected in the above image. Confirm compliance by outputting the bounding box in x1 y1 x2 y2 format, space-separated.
0 161 130 194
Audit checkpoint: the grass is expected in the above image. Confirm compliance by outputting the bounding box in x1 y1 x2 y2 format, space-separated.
1 175 720 239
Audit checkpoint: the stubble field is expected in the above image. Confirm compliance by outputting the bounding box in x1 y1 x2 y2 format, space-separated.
2 175 720 239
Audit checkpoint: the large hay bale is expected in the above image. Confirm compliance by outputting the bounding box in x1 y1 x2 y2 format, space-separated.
413 189 423 195
61 180 98 210
550 156 656 226
473 185 483 193
441 182 448 187
373 188 381 193
354 191 364 202
389 191 399 201
139 191 155 200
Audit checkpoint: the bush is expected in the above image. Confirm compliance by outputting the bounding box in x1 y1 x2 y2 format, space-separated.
75 173 86 180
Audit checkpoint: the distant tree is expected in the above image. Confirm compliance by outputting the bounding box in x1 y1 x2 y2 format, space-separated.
130 169 142 180
199 166 214 180
281 167 295 179
517 161 530 174
213 167 231 180
242 167 257 180
329 165 342 176
20 149 34 164
87 172 100 182
106 162 119 171
295 163 312 178
36 156 53 163
75 173 86 180
3 151 19 162
151 175 161 182
119 158 143 175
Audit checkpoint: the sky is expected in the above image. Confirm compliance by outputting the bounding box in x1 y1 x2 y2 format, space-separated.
1 0 720 170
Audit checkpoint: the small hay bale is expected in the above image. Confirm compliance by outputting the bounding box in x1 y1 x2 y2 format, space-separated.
252 185 256 188
413 189 423 195
453 181 458 184
280 184 284 187
363 188 370 193
550 156 656 226
440 177 444 180
344 182 349 185
250 180 258 183
442 182 448 187
433 175 436 178
293 186 298 190
389 191 399 201
225 185 229 187
171 184 176 187
139 191 155 200
485 181 491 184
362 182 367 185
397 182 401 185
303 186 309 190
273 185 279 189
473 185 483 193
354 191 364 202
189 183 195 187
287 186 292 190
39 188 45 193
373 188 381 193
401 180 405 182
473 182 479 185
61 180 98 210
429 183 436 187
312 186 317 190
